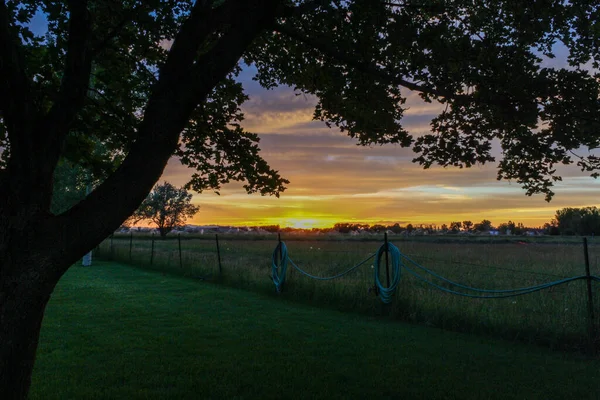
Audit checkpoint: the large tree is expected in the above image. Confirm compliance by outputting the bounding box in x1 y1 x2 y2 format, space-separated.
3 0 600 397
132 181 200 237
554 206 600 235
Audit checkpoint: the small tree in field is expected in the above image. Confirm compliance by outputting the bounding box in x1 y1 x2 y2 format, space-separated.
132 182 200 238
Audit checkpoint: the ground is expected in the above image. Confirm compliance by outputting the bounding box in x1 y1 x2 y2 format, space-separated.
31 261 600 399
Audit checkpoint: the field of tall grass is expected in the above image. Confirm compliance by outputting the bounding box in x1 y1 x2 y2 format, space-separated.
96 234 600 352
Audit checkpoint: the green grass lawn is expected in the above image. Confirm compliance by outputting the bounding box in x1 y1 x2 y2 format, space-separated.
31 261 600 399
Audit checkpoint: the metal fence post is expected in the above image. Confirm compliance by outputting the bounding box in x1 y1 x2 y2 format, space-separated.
384 232 390 288
178 233 183 269
215 234 222 277
583 237 597 352
150 233 155 265
278 233 284 292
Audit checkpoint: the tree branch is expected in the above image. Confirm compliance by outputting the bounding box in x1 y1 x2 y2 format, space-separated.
382 1 438 8
273 22 458 100
157 0 225 81
86 88 136 127
51 0 283 270
91 12 132 56
12 0 96 210
42 1 93 139
91 2 157 57
0 0 35 165
185 2 282 105
279 0 332 19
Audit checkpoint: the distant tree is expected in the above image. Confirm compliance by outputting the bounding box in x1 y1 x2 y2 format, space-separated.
474 219 493 232
555 208 583 235
580 207 600 236
514 222 526 235
406 224 414 233
440 224 449 233
390 223 403 234
131 182 200 238
497 220 527 235
370 224 386 233
261 225 280 233
334 223 352 234
555 207 600 235
449 221 462 233
424 224 435 234
462 220 473 232
544 220 560 236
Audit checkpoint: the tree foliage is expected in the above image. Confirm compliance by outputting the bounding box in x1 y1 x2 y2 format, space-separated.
3 1 600 203
131 181 200 237
497 221 526 235
462 220 473 232
449 221 462 233
554 206 600 236
50 160 89 215
474 219 493 232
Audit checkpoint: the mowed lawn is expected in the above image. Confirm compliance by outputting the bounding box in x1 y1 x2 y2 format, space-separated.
31 262 600 399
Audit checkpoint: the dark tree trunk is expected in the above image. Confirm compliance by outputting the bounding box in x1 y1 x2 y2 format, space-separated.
159 227 171 238
0 259 59 400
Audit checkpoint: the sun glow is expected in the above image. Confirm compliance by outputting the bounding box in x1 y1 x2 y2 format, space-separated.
278 218 336 229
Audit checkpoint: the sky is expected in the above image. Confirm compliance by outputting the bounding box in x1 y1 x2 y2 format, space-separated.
162 66 600 229
26 10 600 229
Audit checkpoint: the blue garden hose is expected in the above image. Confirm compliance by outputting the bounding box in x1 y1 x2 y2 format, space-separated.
374 242 402 303
272 240 600 303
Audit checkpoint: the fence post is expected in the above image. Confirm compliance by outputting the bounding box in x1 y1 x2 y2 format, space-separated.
384 232 390 288
178 233 183 269
129 232 133 262
215 234 222 277
583 237 597 352
150 233 155 265
278 233 284 292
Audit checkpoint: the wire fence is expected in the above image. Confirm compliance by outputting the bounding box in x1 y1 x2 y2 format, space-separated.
94 233 600 353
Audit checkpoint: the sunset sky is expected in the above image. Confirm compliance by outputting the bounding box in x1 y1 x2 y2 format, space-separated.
23 13 599 230
161 65 600 229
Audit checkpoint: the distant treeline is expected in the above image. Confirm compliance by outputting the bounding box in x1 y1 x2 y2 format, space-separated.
258 207 600 236
544 206 600 236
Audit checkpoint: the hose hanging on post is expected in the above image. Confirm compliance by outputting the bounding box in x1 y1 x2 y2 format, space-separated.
270 240 600 303
271 242 288 293
374 242 402 304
